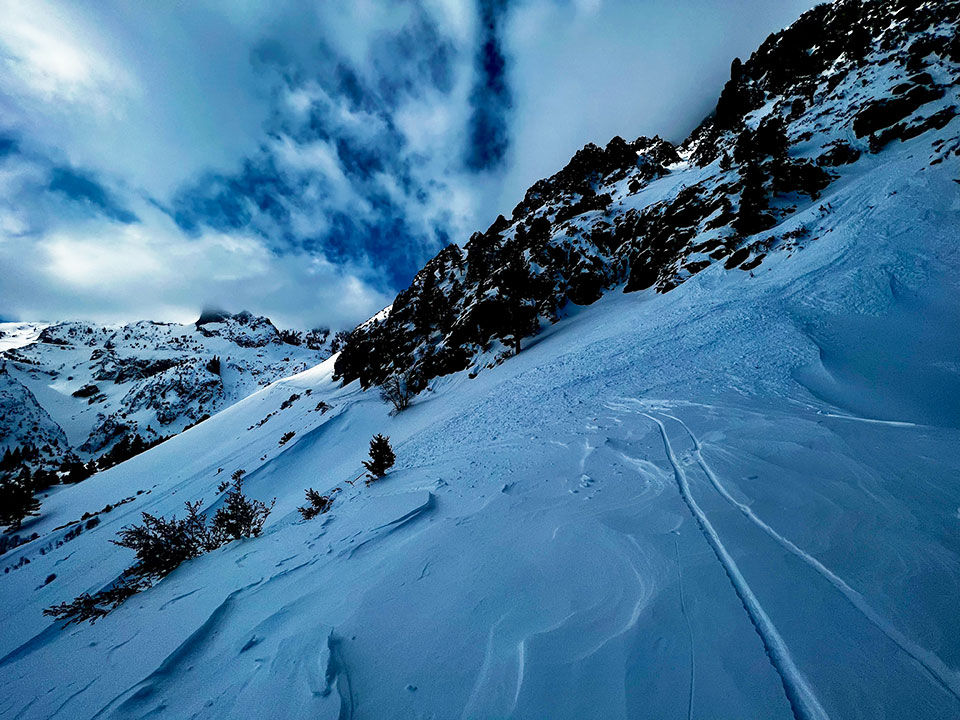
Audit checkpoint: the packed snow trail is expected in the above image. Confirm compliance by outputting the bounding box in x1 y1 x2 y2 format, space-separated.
659 410 960 705
643 413 831 720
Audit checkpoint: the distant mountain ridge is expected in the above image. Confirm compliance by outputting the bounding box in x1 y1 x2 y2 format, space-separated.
0 312 339 474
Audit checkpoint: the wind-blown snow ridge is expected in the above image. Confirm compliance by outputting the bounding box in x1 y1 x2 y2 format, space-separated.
643 412 831 720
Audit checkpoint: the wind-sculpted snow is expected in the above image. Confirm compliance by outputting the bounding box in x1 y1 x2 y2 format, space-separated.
342 491 435 559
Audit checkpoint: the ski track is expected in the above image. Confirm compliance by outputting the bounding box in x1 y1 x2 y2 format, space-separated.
642 412 831 720
815 411 925 429
659 410 960 706
674 534 695 720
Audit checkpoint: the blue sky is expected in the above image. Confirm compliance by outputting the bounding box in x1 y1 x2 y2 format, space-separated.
0 0 818 330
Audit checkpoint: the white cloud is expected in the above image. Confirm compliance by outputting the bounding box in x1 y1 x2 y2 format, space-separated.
0 197 392 329
43 227 162 289
0 0 136 115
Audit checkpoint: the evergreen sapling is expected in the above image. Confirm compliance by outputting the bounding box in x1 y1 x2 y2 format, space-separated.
363 434 396 484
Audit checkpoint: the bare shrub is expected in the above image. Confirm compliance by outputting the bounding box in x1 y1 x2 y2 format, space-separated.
379 370 417 413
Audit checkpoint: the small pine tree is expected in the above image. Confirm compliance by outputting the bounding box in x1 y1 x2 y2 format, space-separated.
113 500 216 580
297 489 332 519
363 434 395 483
211 473 274 540
0 475 41 530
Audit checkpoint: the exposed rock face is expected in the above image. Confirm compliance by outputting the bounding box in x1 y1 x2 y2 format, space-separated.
0 364 69 461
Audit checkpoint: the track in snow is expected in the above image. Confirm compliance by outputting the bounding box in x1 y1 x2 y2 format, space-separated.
814 411 925 429
660 411 960 706
674 534 695 720
643 413 831 720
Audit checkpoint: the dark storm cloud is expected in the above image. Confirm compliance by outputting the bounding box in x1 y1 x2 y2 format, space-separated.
0 139 140 239
169 158 293 236
48 166 139 224
465 0 512 172
370 8 458 105
0 135 18 158
167 7 465 297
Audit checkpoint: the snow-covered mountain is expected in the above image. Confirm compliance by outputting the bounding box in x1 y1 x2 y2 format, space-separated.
0 312 335 470
1 0 959 717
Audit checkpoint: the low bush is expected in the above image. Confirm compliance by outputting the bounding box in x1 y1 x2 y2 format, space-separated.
298 489 333 520
43 580 144 625
45 473 273 625
379 371 416 413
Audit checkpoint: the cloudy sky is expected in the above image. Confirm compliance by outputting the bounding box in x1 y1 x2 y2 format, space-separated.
0 0 817 331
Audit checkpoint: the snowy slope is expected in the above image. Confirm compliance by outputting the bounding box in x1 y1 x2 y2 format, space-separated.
2 0 960 716
0 323 47 352
0 366 70 463
0 122 958 719
0 313 332 463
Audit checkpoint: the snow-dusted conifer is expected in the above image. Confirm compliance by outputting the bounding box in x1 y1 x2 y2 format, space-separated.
363 434 395 482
